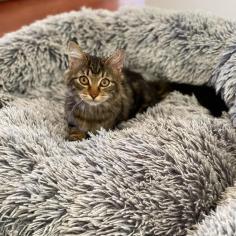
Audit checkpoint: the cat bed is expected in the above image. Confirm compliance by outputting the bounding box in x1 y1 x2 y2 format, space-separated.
1 7 236 236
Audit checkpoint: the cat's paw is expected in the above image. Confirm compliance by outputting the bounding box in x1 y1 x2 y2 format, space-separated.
66 129 87 141
66 134 83 141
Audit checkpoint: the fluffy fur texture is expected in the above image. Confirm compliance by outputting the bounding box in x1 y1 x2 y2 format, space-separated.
0 7 236 236
190 182 236 236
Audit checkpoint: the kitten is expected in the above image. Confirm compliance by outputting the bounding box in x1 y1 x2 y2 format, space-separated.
64 41 227 141
64 41 168 141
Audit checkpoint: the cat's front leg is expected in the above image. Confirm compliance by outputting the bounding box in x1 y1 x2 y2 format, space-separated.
66 127 87 141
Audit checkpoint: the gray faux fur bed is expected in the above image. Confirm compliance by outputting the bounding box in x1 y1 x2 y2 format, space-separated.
1 7 236 236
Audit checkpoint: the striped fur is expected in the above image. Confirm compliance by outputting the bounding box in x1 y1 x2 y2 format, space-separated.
64 44 167 140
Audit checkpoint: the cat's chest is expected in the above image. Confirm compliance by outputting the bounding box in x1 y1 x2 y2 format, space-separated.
74 104 120 132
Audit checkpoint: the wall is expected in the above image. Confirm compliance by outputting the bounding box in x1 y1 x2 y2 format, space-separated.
145 0 236 20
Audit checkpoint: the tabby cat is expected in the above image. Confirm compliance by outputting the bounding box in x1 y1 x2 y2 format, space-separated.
64 41 168 141
64 41 227 141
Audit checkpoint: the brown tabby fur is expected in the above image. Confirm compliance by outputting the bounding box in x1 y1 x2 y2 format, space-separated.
64 41 168 141
64 41 227 141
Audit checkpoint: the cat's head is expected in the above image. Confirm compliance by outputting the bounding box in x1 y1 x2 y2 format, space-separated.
65 41 125 105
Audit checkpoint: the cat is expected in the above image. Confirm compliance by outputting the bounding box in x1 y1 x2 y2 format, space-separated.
64 41 169 141
64 41 227 141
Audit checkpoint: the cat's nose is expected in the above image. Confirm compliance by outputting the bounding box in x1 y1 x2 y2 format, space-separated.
89 88 99 100
90 93 98 100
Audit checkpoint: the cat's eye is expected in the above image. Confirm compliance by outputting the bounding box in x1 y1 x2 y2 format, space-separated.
78 76 89 85
100 78 110 87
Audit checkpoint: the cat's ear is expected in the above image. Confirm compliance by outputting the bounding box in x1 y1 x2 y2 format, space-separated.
67 41 87 70
105 49 125 73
